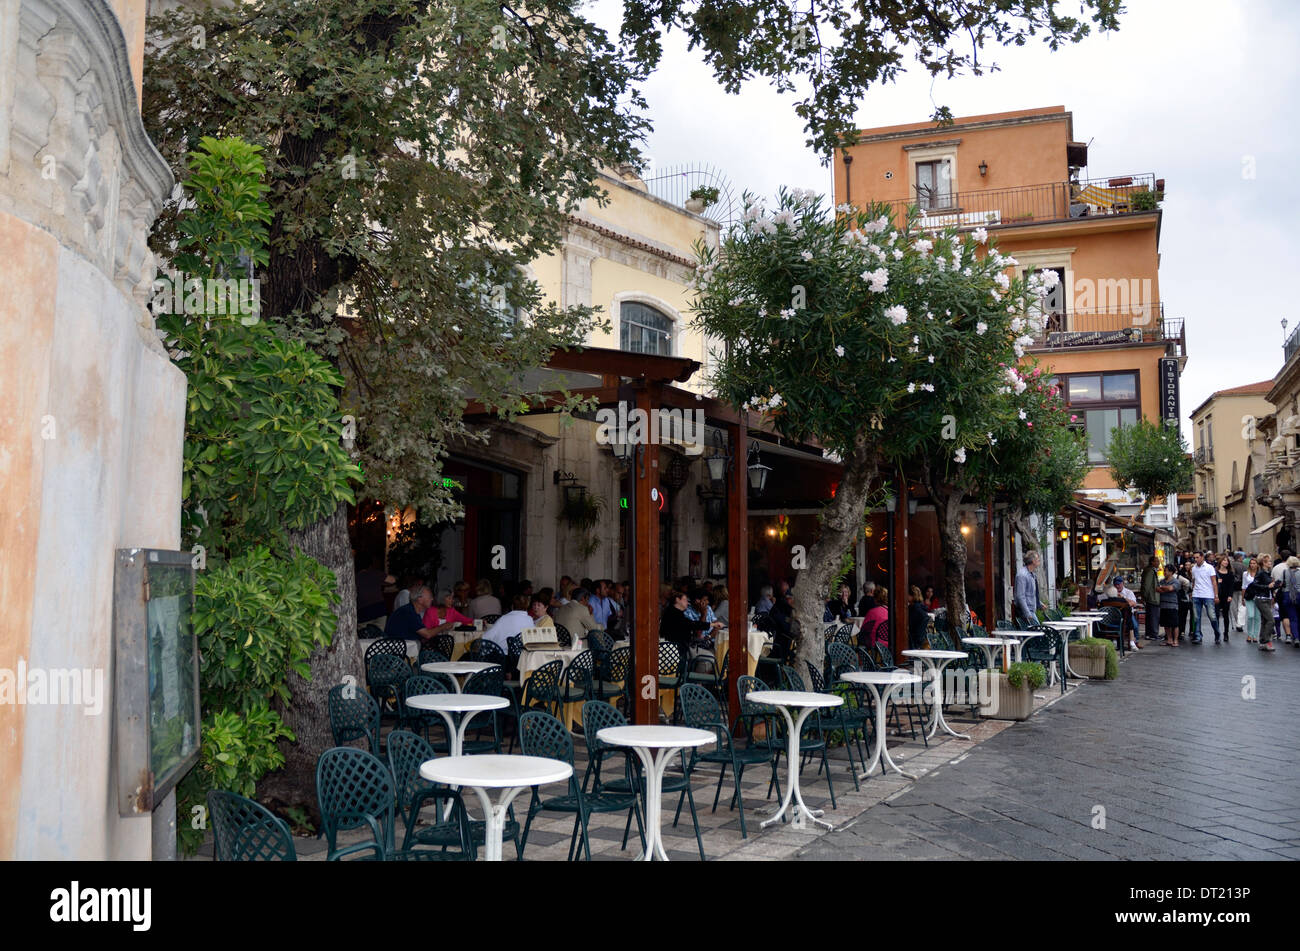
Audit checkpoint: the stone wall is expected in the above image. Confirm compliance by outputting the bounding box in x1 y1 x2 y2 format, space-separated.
0 0 179 859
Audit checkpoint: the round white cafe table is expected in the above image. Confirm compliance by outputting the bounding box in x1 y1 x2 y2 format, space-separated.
840 671 922 781
961 636 1015 670
420 755 571 861
995 629 1043 663
901 649 971 740
596 725 714 861
745 690 844 831
404 693 509 757
420 660 495 692
1042 620 1088 679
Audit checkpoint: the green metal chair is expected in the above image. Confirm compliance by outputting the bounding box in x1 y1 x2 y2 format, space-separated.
314 746 395 861
553 623 572 648
658 642 685 723
804 661 865 790
685 650 729 710
510 659 563 752
518 711 645 861
461 665 506 754
328 683 381 754
207 790 296 861
595 645 631 708
367 653 412 719
431 634 455 660
680 683 778 839
561 650 597 715
1022 627 1066 695
418 648 449 668
399 674 451 748
384 730 476 859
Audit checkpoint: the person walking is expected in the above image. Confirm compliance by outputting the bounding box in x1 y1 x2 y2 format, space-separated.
1243 557 1261 644
1176 563 1193 642
1189 551 1219 644
1230 551 1246 633
1246 558 1278 652
1140 557 1162 642
1284 556 1300 648
1157 565 1182 646
1215 556 1235 644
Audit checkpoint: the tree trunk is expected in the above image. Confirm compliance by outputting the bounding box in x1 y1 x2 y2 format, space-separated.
792 434 878 681
259 503 362 820
934 487 970 636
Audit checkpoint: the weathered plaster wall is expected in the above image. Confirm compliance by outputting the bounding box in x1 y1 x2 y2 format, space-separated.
0 0 179 859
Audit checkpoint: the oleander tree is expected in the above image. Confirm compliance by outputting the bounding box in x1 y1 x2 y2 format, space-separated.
692 192 1037 670
1107 418 1195 517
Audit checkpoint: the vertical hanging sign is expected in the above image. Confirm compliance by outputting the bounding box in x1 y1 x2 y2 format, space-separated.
1159 358 1180 426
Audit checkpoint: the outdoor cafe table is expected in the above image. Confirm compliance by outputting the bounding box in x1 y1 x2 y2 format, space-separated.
840 671 922 782
995 629 1043 663
404 693 509 757
900 649 971 740
1043 620 1090 678
596 725 715 861
745 690 844 831
420 755 571 862
713 627 772 677
420 660 495 693
961 636 1016 670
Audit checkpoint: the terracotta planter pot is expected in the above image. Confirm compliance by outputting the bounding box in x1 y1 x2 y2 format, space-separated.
1069 645 1108 679
977 670 1033 721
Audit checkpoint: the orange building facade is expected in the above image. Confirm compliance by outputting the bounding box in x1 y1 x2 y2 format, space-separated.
835 106 1186 533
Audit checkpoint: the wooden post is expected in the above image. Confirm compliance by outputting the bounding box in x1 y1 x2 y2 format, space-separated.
984 498 995 627
892 479 909 663
632 384 662 725
726 421 748 717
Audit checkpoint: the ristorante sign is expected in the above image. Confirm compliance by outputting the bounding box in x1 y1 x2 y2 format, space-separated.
1160 357 1180 425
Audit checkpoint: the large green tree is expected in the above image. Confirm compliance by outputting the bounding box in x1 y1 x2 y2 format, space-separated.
1107 418 1195 516
145 0 645 807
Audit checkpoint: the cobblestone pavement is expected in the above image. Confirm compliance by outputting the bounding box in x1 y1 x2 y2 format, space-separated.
796 637 1300 860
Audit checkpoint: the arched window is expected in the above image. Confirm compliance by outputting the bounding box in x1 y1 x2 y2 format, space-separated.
620 300 673 356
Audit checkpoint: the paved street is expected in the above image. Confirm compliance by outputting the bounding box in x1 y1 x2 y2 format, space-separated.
797 638 1300 860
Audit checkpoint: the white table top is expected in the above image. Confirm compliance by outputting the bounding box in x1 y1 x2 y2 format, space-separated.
420 754 572 789
745 689 844 708
962 636 1015 647
405 693 509 713
901 649 968 661
997 630 1043 639
840 671 921 687
421 661 495 676
1067 612 1107 617
597 725 715 749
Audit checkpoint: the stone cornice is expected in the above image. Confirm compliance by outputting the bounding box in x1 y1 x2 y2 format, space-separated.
1 0 174 349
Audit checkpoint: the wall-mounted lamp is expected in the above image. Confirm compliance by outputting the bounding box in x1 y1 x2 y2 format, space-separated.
1081 533 1091 543
884 491 897 514
978 160 988 177
704 428 730 484
747 444 771 495
908 498 918 516
960 523 971 537
1059 529 1069 540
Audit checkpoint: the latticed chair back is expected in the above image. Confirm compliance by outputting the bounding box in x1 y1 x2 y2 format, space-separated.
464 665 505 698
554 623 572 648
854 646 878 670
479 640 508 667
481 614 501 625
315 746 396 859
563 650 596 701
658 642 683 679
418 648 449 667
506 635 523 669
432 634 455 660
831 623 855 645
804 661 826 692
581 700 628 758
522 659 563 715
869 643 896 671
779 665 805 691
385 730 473 857
681 682 725 732
518 711 575 766
328 683 380 753
926 627 955 652
400 675 448 736
207 790 296 861
736 674 767 711
827 642 859 677
589 629 614 653
866 619 890 648
367 653 412 697
605 645 631 685
365 638 409 663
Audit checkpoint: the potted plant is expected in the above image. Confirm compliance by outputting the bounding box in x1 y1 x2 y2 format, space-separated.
686 185 720 213
1129 188 1163 212
1068 636 1118 679
559 491 606 559
978 661 1044 720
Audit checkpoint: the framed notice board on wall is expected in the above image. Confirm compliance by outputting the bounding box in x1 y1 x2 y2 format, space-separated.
113 548 200 816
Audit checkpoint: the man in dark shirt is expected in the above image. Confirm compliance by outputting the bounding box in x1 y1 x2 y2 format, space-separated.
384 585 441 643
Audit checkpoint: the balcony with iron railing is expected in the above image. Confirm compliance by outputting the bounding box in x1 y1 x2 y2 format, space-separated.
1191 496 1217 521
1194 444 1214 467
872 174 1162 232
1026 303 1185 356
1285 323 1300 366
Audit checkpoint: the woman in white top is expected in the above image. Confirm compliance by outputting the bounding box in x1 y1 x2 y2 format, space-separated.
1243 558 1260 643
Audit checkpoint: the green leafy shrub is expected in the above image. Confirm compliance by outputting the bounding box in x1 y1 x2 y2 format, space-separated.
1006 661 1046 690
1072 637 1119 679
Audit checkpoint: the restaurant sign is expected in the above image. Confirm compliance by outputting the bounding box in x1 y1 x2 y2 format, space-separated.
1159 357 1180 426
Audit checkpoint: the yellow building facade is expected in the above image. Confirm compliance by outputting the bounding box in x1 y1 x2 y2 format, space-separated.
1189 382 1273 551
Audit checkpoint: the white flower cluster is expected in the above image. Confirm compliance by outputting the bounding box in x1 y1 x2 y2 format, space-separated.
913 238 933 256
742 203 776 235
834 345 845 357
742 392 784 413
971 227 989 244
801 250 814 261
779 307 797 320
863 267 889 293
954 446 967 463
1002 366 1027 395
772 209 796 228
788 187 819 203
835 203 855 214
885 304 908 326
975 321 988 335
994 272 1011 291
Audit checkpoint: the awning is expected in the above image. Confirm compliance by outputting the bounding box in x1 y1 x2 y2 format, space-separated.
1251 515 1286 536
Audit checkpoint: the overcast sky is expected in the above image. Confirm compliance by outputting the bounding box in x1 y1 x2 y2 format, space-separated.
586 0 1300 445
